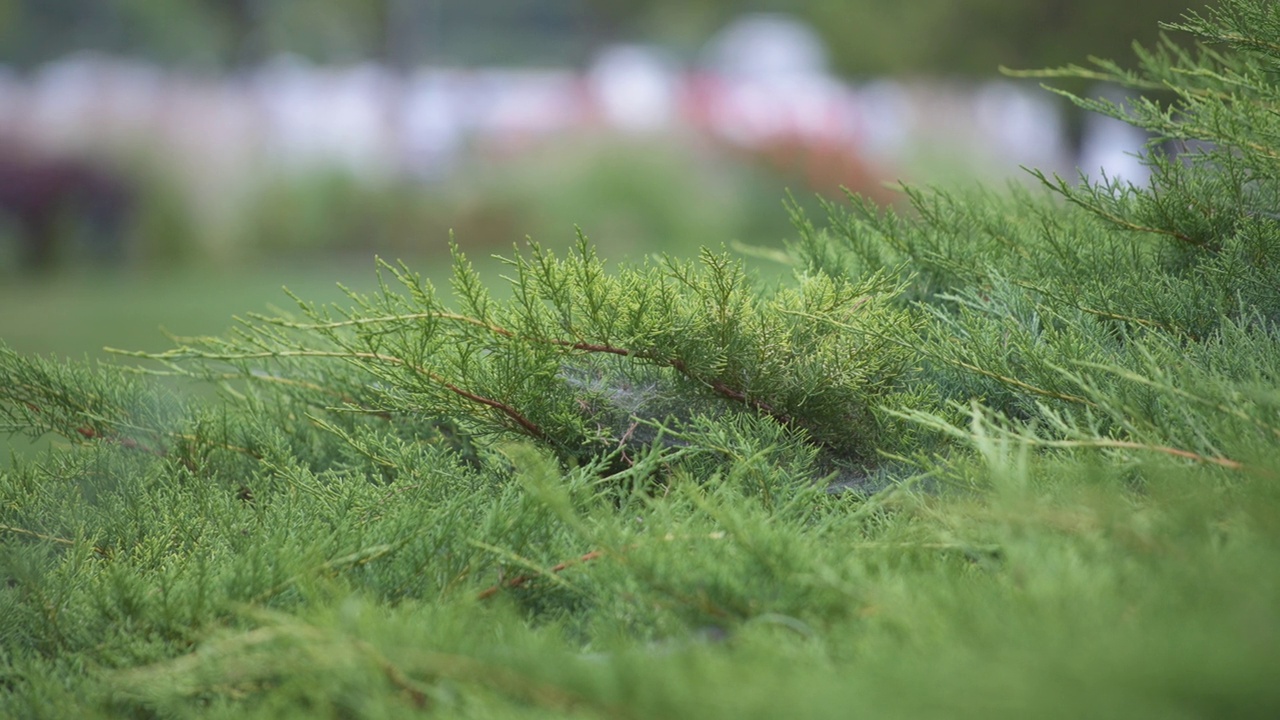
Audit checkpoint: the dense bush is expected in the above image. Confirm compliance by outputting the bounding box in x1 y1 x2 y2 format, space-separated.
3 1 1279 717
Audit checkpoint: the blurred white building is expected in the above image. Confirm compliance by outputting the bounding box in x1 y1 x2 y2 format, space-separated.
588 44 678 134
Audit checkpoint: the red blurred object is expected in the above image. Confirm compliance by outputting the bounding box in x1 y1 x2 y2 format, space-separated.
0 142 133 269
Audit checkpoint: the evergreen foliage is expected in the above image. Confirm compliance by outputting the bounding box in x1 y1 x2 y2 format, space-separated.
3 1 1280 716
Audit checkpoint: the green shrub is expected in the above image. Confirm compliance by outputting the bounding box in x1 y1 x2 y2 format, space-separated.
2 1 1279 717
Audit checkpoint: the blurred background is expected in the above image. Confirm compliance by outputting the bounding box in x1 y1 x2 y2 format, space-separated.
0 0 1209 360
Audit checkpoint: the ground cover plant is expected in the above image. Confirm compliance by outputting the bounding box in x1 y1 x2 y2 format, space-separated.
3 0 1280 717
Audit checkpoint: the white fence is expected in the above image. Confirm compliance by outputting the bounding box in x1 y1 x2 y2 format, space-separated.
2 51 1082 172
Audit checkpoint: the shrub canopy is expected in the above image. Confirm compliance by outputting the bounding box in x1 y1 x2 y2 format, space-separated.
3 1 1280 717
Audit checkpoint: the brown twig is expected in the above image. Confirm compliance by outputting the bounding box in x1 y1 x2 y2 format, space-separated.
147 349 549 442
271 310 795 430
21 398 262 465
476 549 607 600
0 523 76 547
74 424 166 457
475 532 734 601
1 523 111 557
1032 438 1255 472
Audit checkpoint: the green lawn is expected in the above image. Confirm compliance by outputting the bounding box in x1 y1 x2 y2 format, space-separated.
0 254 455 463
0 244 791 362
0 259 415 361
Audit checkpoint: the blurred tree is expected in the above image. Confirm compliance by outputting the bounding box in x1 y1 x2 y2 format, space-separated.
0 0 587 68
0 0 1216 75
114 0 234 67
0 0 229 67
251 0 385 64
583 0 1213 76
801 0 1214 76
0 0 121 67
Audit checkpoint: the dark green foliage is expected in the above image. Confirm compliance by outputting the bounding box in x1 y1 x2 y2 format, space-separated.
117 236 918 471
787 1 1280 478
3 1 1280 716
